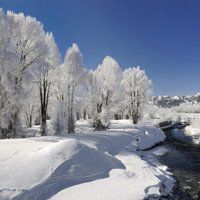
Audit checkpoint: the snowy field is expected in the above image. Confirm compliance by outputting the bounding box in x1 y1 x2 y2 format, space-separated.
0 120 175 200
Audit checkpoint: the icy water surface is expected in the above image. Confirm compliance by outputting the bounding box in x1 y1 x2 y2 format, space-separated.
158 129 200 200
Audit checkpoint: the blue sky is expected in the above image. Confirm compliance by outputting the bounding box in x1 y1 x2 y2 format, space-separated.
1 0 200 96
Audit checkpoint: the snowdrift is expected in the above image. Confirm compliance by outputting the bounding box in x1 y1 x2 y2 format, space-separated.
0 121 174 200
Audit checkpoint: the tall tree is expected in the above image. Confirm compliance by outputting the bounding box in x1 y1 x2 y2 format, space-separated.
38 32 60 136
121 66 152 124
53 44 85 134
87 56 121 129
65 44 85 133
0 10 49 137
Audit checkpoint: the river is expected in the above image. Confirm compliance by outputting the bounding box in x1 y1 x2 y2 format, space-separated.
157 128 200 200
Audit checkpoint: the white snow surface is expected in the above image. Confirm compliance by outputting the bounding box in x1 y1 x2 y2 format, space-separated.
185 125 200 144
185 125 200 136
0 120 175 200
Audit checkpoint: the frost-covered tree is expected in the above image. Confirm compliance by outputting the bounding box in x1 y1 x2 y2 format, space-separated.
121 66 152 124
0 8 155 137
175 102 200 113
87 56 121 129
0 10 9 138
0 10 50 137
37 32 60 136
53 44 85 134
21 86 39 127
0 10 60 137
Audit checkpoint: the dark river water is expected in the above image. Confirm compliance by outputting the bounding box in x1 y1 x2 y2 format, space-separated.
157 129 200 200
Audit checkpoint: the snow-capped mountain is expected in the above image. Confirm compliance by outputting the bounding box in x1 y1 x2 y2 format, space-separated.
153 93 200 108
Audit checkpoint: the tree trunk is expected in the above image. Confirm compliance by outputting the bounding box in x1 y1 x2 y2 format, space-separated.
41 111 47 136
10 110 20 138
39 74 51 136
68 88 74 133
67 112 74 133
29 115 32 127
132 115 138 124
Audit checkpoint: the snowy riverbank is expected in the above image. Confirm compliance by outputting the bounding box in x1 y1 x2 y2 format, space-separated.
185 125 200 136
0 120 175 200
185 126 200 144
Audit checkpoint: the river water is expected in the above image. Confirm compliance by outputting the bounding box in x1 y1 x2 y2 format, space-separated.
157 129 200 200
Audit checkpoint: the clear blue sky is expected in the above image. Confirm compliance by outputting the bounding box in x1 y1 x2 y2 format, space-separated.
1 0 200 96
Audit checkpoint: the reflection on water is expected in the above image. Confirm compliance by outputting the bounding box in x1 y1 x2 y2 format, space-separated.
158 129 200 200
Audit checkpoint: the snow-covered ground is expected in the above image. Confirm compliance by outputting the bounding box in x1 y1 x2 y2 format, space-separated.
185 126 200 136
185 126 200 144
0 120 175 200
176 114 200 144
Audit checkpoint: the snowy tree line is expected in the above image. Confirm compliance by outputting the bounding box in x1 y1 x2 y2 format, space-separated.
0 10 152 138
175 103 200 113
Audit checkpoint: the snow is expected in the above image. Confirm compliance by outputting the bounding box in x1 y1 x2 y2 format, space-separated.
49 151 174 200
185 126 200 144
185 126 200 136
49 155 156 200
172 96 180 100
183 116 200 144
194 92 200 97
0 120 174 200
0 138 81 199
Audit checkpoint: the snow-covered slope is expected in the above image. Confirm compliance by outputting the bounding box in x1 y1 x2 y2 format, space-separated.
0 120 174 200
50 152 173 200
0 138 83 199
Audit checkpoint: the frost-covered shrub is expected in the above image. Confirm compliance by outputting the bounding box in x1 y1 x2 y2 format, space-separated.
175 103 200 113
91 108 110 130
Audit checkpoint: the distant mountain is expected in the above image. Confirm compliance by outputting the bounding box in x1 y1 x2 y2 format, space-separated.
153 93 200 108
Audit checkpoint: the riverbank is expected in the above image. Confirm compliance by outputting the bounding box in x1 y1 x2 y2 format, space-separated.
185 126 200 144
0 120 175 200
156 128 200 200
